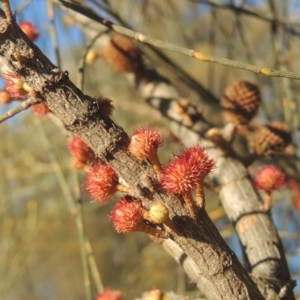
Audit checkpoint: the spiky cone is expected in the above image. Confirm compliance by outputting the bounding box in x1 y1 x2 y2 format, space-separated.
86 161 132 202
110 198 169 239
250 122 292 156
129 125 163 179
144 202 179 233
102 35 145 74
222 80 261 124
254 165 286 211
178 146 214 208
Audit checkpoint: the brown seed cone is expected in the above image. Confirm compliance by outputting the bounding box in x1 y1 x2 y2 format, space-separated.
250 121 292 156
102 35 144 74
222 80 261 124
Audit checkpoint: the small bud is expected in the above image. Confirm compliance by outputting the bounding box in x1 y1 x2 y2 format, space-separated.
254 165 285 211
110 198 169 239
68 136 95 171
222 80 261 124
102 35 144 74
146 202 178 232
19 21 39 41
85 49 100 64
0 89 12 105
129 125 163 177
4 72 33 99
31 102 51 116
96 288 123 300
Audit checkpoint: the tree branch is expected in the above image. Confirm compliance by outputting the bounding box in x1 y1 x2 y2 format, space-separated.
0 9 265 300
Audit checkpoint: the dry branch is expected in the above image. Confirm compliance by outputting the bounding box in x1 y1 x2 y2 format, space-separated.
0 8 267 300
60 5 296 299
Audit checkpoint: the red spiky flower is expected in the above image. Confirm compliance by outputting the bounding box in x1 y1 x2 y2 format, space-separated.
129 125 163 177
255 165 285 192
4 72 33 99
110 198 169 238
86 162 119 202
86 162 132 202
161 146 214 217
254 165 285 210
96 288 123 300
68 136 95 170
19 21 39 41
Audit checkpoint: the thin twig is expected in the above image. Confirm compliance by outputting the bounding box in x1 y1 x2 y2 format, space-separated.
47 0 61 67
58 0 300 81
190 0 300 30
77 30 108 91
0 0 13 23
0 97 41 124
73 172 93 300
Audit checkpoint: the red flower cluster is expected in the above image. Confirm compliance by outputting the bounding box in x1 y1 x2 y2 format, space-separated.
86 162 119 202
255 165 285 192
162 146 214 195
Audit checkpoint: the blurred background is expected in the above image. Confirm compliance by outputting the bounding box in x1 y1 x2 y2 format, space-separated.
0 0 300 299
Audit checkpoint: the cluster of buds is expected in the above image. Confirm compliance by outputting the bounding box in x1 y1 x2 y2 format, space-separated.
96 287 123 300
19 21 39 42
254 165 286 211
161 146 214 218
68 136 95 171
86 125 214 236
85 159 173 238
222 80 261 124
